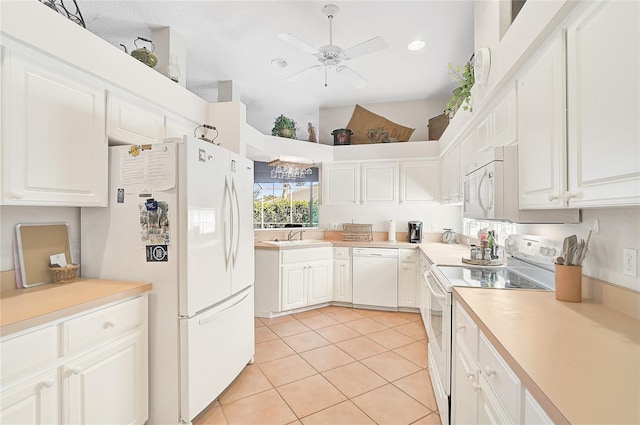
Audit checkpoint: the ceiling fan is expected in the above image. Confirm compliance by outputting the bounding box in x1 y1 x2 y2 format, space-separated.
279 4 388 88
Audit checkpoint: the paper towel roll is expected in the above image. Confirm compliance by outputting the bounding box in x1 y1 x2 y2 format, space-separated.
388 219 396 242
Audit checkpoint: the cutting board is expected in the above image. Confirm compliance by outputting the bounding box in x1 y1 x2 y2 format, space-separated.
16 223 72 287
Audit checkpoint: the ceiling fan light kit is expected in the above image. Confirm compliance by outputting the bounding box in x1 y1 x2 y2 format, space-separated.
279 3 387 88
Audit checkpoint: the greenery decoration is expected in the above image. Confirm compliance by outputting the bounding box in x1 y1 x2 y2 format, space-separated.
271 114 298 139
445 61 475 117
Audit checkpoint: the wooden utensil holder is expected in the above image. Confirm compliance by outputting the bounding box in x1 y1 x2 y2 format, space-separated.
555 264 582 302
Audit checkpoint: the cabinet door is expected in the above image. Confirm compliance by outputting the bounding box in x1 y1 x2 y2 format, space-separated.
400 160 439 203
2 50 107 206
0 370 58 425
523 389 553 425
440 144 461 203
475 114 492 154
477 377 512 425
566 1 640 207
452 341 479 425
322 163 359 205
517 32 567 209
333 259 352 303
459 131 476 176
307 261 332 306
362 162 398 204
281 264 307 310
106 92 165 145
492 85 517 147
398 261 418 308
165 114 200 140
62 330 148 425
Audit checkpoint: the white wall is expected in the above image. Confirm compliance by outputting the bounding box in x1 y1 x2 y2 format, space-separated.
518 207 640 292
319 98 449 145
0 206 81 271
319 203 463 237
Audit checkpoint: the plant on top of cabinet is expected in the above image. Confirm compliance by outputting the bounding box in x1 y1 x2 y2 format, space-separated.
271 114 298 139
445 60 475 117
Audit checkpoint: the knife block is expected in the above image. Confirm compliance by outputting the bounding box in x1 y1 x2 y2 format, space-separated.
555 264 583 302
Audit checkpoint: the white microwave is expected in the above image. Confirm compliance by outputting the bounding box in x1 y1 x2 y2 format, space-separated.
463 146 580 223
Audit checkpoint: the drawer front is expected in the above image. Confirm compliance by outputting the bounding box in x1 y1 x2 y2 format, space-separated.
454 302 478 358
281 247 332 265
333 247 351 259
479 331 520 422
399 249 417 263
0 325 57 381
62 297 144 355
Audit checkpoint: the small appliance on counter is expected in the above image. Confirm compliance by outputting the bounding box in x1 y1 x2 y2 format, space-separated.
408 221 423 243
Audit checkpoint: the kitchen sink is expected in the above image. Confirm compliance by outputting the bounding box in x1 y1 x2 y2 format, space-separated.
261 240 332 247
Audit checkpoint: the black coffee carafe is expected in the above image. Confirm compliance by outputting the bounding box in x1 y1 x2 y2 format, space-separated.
409 221 423 243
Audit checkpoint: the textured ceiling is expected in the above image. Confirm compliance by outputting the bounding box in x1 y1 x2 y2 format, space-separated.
77 1 474 136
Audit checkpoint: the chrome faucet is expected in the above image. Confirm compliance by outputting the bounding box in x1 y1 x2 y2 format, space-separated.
287 230 305 241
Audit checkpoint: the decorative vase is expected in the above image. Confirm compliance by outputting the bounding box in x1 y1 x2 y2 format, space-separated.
167 54 181 83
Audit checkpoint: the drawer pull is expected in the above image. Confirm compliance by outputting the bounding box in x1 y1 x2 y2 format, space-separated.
457 324 466 331
105 320 117 328
484 366 496 376
70 367 82 375
466 372 475 380
42 379 54 389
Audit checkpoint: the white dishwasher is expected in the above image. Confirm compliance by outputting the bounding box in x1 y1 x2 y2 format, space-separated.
352 248 398 309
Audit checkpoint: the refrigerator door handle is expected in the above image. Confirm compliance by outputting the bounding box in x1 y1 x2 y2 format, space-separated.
198 291 250 325
231 178 241 267
222 177 232 269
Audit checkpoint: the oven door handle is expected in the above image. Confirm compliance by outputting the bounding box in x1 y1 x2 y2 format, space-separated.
425 271 448 301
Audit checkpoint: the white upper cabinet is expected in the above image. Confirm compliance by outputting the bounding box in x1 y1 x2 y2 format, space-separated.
1 48 107 207
440 144 461 204
322 163 360 205
361 162 398 204
165 114 200 141
517 32 567 209
400 160 439 203
565 1 640 207
492 85 518 147
107 92 165 145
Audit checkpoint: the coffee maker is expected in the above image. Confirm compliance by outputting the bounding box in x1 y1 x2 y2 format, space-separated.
408 221 423 243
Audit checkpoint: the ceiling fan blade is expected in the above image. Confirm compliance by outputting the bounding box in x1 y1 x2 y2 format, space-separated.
343 36 388 60
278 33 320 55
336 65 368 88
286 65 322 82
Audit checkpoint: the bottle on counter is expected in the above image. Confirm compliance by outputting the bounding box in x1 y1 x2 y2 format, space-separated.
488 231 496 259
470 244 477 260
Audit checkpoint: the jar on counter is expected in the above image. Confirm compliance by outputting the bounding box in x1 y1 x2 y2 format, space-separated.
470 244 477 259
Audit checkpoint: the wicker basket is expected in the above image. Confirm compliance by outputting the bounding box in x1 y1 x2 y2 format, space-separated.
48 264 79 283
342 223 373 242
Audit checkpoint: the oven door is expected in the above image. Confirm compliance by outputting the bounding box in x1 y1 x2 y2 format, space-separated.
425 269 451 397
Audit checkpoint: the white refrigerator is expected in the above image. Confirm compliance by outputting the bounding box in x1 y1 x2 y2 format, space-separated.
81 136 255 424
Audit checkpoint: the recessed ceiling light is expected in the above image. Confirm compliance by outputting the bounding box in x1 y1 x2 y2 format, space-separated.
271 58 288 68
407 40 426 51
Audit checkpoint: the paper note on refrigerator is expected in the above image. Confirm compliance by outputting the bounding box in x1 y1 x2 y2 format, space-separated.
121 143 176 193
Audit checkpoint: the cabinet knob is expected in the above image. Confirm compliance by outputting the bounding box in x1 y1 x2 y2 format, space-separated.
70 367 82 375
563 191 581 202
484 366 496 376
105 320 117 328
472 382 482 391
42 379 54 388
466 372 475 380
547 193 560 202
9 192 24 200
457 324 466 331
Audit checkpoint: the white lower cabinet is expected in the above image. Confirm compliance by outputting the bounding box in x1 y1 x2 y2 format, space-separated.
0 296 149 425
333 247 352 303
452 300 555 425
398 249 418 309
0 370 58 424
255 247 333 316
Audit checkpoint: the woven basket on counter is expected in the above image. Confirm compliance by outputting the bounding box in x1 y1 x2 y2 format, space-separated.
342 223 373 242
48 264 79 283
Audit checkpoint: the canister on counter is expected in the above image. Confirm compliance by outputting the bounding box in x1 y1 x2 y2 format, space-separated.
470 244 477 260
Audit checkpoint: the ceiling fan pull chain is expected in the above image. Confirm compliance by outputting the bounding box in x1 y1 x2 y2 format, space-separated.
325 67 328 87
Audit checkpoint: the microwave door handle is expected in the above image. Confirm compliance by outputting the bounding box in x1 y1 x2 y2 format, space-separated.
477 169 493 218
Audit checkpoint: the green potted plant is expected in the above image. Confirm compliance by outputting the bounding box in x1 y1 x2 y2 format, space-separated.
271 115 297 139
445 61 475 117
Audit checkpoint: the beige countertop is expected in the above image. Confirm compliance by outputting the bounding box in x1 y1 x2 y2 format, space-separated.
418 242 473 266
453 287 640 425
1 279 152 337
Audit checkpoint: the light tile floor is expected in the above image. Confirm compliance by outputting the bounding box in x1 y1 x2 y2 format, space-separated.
194 306 442 425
